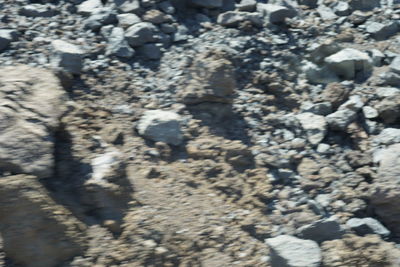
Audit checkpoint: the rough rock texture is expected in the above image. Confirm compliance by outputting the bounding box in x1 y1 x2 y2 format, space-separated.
0 175 87 267
0 65 65 178
321 234 400 267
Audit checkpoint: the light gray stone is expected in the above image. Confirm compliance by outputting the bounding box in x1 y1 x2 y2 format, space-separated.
137 110 183 145
51 40 85 74
374 128 400 145
365 21 398 40
333 2 351 16
117 13 141 28
338 95 364 111
236 0 257 11
362 106 378 119
297 217 345 243
347 217 390 237
325 48 373 80
125 22 157 47
369 49 385 66
302 61 340 84
77 0 103 16
317 5 338 21
308 41 342 64
0 30 13 52
296 112 327 145
106 27 135 58
326 109 357 130
266 235 321 267
84 9 117 31
390 56 400 74
20 4 57 17
114 0 141 13
138 43 162 60
217 11 263 27
0 66 65 178
301 101 332 116
257 3 297 24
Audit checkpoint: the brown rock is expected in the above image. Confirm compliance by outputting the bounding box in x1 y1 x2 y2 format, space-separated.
320 82 351 109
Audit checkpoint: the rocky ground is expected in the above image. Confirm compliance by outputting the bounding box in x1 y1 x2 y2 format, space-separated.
1 0 400 266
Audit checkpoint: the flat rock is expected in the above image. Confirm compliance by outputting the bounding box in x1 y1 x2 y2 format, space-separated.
51 40 85 74
0 65 65 178
347 217 390 237
77 0 103 16
106 27 135 58
20 4 57 17
266 235 321 267
325 48 373 80
297 217 345 243
0 175 86 267
114 0 141 13
373 128 400 145
137 110 183 145
217 11 263 27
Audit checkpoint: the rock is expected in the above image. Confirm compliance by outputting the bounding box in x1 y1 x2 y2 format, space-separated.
137 110 183 145
296 112 327 145
347 218 390 237
350 0 380 10
77 0 103 16
0 29 13 52
338 95 364 111
365 21 398 41
236 0 257 11
172 25 189 42
373 128 400 145
0 175 86 267
326 109 357 131
379 71 400 87
138 43 162 60
143 9 170 24
82 149 132 221
297 217 345 243
190 0 223 8
369 49 385 66
125 22 157 47
390 56 400 74
0 66 65 178
84 9 117 31
302 61 339 84
321 234 400 267
308 40 342 64
257 3 297 24
106 27 135 58
375 95 400 123
51 40 85 74
317 5 338 21
301 101 332 116
333 2 351 16
19 4 57 17
324 48 373 80
114 0 141 13
117 13 141 28
0 235 3 266
265 235 321 267
158 1 175 14
178 51 236 104
217 11 263 27
362 106 378 119
297 0 318 8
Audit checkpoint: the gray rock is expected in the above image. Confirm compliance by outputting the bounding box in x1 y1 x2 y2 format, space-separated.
302 61 340 84
365 21 398 41
138 43 162 60
106 27 135 58
236 0 257 11
84 9 117 31
326 109 357 131
350 0 380 10
265 235 321 267
114 0 141 13
190 0 223 8
158 1 175 14
390 56 400 74
379 71 400 87
376 87 400 98
297 217 345 243
51 40 85 74
296 112 327 145
125 22 157 47
117 13 141 28
347 217 390 237
0 66 65 178
338 95 364 111
317 5 338 21
172 25 189 42
325 48 373 80
217 11 263 27
77 0 103 16
308 41 342 64
137 110 183 145
301 101 332 116
0 30 13 52
369 49 385 66
19 4 57 17
362 106 378 119
0 175 87 267
374 128 400 145
297 0 318 8
333 2 351 16
257 3 297 24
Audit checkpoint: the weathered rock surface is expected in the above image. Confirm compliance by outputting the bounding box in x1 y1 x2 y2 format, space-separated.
0 175 87 267
296 112 327 145
0 65 65 178
297 217 345 243
51 40 85 74
347 217 390 237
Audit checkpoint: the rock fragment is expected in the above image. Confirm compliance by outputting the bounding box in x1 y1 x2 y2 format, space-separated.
390 56 400 74
106 27 135 58
117 13 141 28
114 0 141 13
265 235 321 267
51 40 85 74
365 21 398 40
349 0 380 10
296 112 327 145
20 4 57 17
257 3 297 24
217 11 263 27
137 110 183 145
236 0 257 11
0 29 13 52
297 217 345 243
346 217 390 237
125 22 157 47
190 0 223 8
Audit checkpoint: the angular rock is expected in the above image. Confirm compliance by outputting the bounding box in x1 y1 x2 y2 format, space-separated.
350 0 380 10
325 48 373 80
236 0 257 11
0 29 13 52
0 175 86 267
375 95 400 123
265 235 321 267
362 106 378 119
326 109 357 131
125 22 157 47
114 0 141 13
298 0 318 8
190 0 223 8
308 40 342 64
84 9 117 31
217 11 263 27
317 5 338 21
51 40 85 74
390 56 400 74
257 3 297 24
137 110 183 145
301 101 332 116
297 217 345 243
296 112 327 145
0 66 65 178
106 27 135 58
302 61 339 84
77 0 103 16
333 2 351 16
138 43 162 60
347 217 390 237
117 13 141 28
373 128 400 145
365 21 398 41
143 9 170 24
20 4 57 17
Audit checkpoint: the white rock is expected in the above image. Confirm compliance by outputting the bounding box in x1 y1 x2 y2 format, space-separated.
362 106 378 119
77 0 103 16
374 128 400 145
296 113 327 145
257 3 297 24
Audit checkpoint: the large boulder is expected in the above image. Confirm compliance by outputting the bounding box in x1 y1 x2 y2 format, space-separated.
0 65 65 178
0 175 87 267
